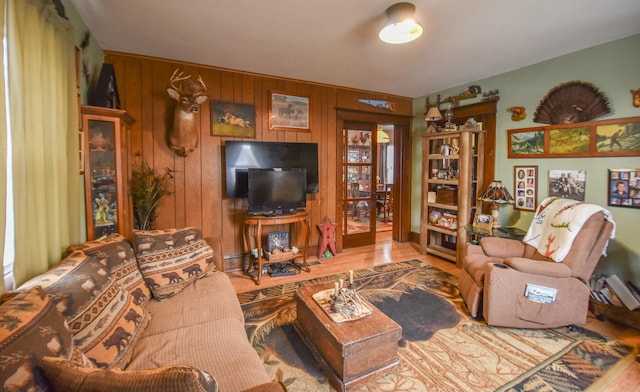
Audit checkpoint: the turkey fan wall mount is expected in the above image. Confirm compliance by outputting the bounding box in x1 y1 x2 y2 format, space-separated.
533 81 611 125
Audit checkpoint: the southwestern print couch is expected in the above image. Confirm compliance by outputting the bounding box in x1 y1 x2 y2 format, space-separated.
0 228 285 392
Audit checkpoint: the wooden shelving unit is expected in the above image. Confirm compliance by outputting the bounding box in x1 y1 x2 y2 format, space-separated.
420 129 485 266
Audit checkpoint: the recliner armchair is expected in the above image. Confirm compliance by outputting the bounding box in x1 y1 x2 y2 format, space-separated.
458 197 615 328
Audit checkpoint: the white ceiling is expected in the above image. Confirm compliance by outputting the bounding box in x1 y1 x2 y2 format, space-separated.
70 0 640 98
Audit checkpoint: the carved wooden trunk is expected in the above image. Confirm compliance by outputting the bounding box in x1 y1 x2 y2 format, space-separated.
294 283 402 391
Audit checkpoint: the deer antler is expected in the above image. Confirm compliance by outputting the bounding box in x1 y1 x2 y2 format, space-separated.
168 69 192 93
197 75 207 91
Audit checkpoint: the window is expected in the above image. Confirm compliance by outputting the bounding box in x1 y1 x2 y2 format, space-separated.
2 27 13 290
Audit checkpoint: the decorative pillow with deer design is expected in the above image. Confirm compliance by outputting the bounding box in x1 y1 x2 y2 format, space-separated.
0 286 74 391
67 234 151 306
133 227 216 300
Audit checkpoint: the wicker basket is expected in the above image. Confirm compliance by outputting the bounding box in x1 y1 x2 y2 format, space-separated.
589 299 640 330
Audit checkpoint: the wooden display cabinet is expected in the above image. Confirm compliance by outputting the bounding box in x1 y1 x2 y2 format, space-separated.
420 129 485 266
81 105 134 240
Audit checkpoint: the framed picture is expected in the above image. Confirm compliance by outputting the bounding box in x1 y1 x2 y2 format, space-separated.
472 213 493 235
269 91 310 131
211 101 255 138
507 116 640 158
548 170 586 201
607 169 640 208
514 165 537 210
267 231 290 252
508 129 545 157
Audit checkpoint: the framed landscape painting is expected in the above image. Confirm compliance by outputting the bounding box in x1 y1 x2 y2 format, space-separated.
269 91 310 131
508 130 544 157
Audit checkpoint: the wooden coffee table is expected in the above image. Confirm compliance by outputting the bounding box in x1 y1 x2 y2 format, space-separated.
293 283 402 391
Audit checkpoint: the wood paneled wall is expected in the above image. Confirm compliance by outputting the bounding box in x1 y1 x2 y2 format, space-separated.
105 52 412 270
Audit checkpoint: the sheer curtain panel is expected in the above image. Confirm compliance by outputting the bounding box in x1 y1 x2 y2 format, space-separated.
6 0 81 287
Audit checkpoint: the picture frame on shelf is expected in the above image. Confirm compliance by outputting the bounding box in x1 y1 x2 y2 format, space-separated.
514 165 537 211
607 169 640 208
472 213 493 235
269 91 310 131
548 170 586 201
267 231 290 252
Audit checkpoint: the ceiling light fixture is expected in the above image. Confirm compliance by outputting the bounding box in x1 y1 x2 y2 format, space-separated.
379 2 423 44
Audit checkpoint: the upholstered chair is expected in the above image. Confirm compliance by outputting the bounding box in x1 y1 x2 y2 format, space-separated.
458 198 615 328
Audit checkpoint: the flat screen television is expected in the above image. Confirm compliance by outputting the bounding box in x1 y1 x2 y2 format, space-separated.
247 168 306 215
224 141 318 198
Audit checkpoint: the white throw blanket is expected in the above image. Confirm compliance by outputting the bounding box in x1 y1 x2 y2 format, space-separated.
522 197 615 262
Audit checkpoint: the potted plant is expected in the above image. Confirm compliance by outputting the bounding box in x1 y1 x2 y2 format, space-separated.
130 155 174 230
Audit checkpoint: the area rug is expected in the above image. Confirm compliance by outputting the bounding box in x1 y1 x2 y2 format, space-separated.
238 260 636 391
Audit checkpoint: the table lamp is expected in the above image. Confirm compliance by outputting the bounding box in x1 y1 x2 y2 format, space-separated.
424 106 442 133
478 181 514 228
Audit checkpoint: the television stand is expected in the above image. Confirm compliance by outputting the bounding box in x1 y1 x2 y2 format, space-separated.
243 211 311 285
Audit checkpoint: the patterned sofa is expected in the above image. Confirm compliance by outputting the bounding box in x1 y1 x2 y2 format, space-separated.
0 228 285 392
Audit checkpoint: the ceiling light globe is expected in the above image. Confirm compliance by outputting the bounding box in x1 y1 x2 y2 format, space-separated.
379 2 423 44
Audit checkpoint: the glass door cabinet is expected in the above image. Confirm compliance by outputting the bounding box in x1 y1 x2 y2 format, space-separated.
82 106 134 240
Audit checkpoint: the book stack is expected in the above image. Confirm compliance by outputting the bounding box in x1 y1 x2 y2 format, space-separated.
589 274 640 311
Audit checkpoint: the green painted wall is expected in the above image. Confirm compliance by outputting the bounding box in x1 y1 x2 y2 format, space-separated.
412 34 640 283
61 0 104 241
61 0 104 104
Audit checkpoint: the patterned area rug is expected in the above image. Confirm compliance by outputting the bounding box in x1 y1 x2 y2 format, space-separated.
238 260 635 392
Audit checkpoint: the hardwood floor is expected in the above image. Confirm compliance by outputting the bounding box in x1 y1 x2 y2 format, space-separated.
227 232 640 391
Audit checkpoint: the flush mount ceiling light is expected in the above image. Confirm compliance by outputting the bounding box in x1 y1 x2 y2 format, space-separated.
379 2 423 44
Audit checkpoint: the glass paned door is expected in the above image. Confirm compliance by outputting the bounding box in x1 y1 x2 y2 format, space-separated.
342 124 377 247
88 119 120 239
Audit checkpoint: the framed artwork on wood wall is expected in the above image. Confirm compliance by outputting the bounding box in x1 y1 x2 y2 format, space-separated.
211 101 255 138
514 165 537 211
269 91 310 131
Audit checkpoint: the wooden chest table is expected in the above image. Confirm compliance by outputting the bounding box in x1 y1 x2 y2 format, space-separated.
293 283 402 391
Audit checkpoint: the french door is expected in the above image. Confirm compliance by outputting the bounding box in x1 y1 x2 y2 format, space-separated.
342 122 378 248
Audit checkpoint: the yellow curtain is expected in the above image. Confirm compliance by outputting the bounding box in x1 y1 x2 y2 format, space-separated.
7 0 81 286
0 0 6 293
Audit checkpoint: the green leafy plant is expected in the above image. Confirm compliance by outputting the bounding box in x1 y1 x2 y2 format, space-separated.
130 156 174 230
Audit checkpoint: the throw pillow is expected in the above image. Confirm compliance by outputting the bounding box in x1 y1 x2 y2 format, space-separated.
18 251 112 321
68 234 151 306
41 357 218 392
70 281 148 369
16 249 148 369
134 227 215 300
0 287 73 392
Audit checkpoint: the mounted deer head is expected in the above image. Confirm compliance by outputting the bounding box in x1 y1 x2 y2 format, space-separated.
166 69 208 157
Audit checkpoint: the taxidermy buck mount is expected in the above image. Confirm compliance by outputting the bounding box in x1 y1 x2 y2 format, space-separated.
166 69 208 157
